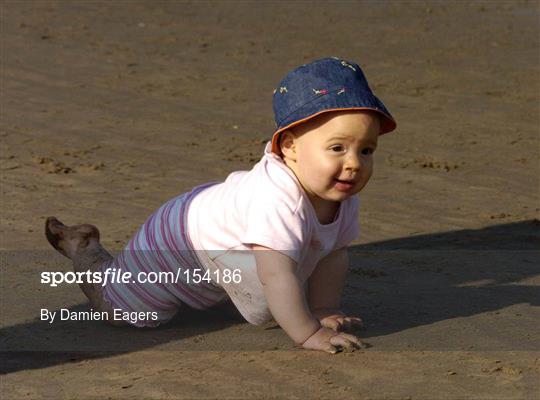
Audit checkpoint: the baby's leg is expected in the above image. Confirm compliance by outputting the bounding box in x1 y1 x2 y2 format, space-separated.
45 217 126 326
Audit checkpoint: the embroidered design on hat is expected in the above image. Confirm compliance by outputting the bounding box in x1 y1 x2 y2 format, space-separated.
279 86 288 94
312 88 328 95
340 60 356 71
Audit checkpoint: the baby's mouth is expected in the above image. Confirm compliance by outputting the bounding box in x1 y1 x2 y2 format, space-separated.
334 178 355 191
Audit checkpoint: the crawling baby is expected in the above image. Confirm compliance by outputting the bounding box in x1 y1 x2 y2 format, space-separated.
45 57 397 353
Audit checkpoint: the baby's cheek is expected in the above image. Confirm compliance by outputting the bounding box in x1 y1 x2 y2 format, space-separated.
318 162 338 183
367 162 374 176
358 163 373 189
311 171 328 188
363 159 374 176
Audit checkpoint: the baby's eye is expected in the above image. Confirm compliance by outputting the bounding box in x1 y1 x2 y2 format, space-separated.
329 145 345 152
361 148 374 155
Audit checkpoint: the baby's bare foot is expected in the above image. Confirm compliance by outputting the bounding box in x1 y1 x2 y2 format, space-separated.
45 217 100 259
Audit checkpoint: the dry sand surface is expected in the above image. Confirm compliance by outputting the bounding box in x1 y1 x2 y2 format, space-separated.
1 0 539 399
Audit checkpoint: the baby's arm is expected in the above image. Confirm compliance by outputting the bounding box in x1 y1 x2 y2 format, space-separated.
253 244 362 353
308 247 363 331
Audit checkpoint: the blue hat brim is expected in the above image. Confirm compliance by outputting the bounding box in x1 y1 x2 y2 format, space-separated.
271 99 396 155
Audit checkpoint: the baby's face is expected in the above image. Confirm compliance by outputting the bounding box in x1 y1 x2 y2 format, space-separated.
281 110 380 210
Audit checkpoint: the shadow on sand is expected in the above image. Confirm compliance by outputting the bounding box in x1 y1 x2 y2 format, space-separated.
1 220 539 374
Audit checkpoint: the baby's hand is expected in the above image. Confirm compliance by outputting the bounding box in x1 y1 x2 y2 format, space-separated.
312 308 363 332
302 326 367 354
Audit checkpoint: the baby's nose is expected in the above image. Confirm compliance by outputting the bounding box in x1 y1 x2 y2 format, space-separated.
344 154 361 171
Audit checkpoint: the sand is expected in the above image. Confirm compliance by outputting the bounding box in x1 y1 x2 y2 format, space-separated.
1 1 539 399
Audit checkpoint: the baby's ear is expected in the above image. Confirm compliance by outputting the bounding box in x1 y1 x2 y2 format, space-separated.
280 130 297 160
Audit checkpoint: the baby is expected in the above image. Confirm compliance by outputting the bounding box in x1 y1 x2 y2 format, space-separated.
45 57 396 354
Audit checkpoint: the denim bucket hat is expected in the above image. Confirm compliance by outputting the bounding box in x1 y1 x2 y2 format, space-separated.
271 57 396 155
